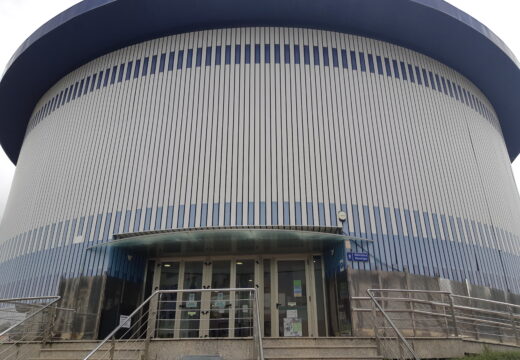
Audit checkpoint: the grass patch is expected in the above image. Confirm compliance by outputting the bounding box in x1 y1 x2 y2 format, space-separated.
452 349 520 359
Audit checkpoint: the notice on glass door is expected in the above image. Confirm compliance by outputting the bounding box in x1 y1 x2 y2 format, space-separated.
283 317 303 336
293 280 302 297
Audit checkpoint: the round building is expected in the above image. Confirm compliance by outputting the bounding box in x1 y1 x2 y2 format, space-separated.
0 0 520 340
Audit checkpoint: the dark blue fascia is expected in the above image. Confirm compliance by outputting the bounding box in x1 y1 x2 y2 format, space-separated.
0 0 519 163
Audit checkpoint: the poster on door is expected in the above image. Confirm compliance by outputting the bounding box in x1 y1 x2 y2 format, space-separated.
293 280 302 297
283 317 303 337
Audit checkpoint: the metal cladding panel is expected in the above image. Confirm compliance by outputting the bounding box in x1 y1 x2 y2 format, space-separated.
0 28 519 297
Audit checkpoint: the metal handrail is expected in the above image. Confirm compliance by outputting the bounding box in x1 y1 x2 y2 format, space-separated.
366 289 420 360
83 288 264 360
0 296 60 338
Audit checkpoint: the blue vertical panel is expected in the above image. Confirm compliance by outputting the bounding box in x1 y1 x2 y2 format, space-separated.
144 208 152 231
322 47 329 66
201 203 208 227
92 214 103 242
177 205 185 228
413 210 428 275
295 202 302 225
404 210 420 274
123 210 131 233
212 203 219 226
125 61 133 80
151 55 158 74
133 209 142 233
274 44 280 64
384 58 392 76
384 208 399 271
414 66 422 85
186 49 193 68
399 62 408 80
432 214 447 278
341 49 348 68
155 207 163 230
102 213 112 241
110 66 117 84
271 202 278 226
113 211 122 235
422 69 429 86
363 205 374 271
352 205 361 238
317 203 325 227
392 60 400 78
303 45 310 65
367 54 375 73
306 202 313 226
159 53 166 72
329 203 337 227
235 202 243 226
284 202 290 225
235 44 241 64
225 45 231 65
177 51 184 69
254 44 260 64
394 209 410 272
448 216 464 280
284 44 290 64
245 44 251 64
264 44 270 63
423 213 439 276
224 203 231 226
117 64 125 82
134 59 141 78
260 202 266 225
358 52 366 72
205 47 211 66
248 202 254 225
457 218 474 283
407 64 415 82
331 48 338 67
166 206 174 229
84 215 94 242
189 204 197 227
350 51 357 70
293 44 300 64
441 215 457 280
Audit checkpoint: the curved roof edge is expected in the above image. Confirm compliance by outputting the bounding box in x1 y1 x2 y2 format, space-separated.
1 0 519 163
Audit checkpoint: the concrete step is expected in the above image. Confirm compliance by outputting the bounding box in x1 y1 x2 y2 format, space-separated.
262 337 381 360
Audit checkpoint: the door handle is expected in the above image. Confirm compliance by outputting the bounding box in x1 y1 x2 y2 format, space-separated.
276 303 281 309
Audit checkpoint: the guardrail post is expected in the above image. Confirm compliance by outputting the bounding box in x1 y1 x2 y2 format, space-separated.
371 300 381 356
109 335 115 360
509 306 519 345
448 294 459 337
142 335 151 360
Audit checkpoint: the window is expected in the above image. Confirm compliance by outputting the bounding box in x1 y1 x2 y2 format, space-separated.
215 46 222 65
245 44 251 64
110 66 117 84
134 60 141 78
143 57 149 76
72 82 79 99
322 47 329 66
274 44 280 64
264 44 270 64
376 56 383 75
57 91 63 108
67 85 73 102
350 51 357 70
392 60 399 78
255 44 260 64
303 45 310 65
225 45 231 65
159 53 166 72
293 45 300 64
407 64 415 83
118 64 125 82
168 51 175 71
384 58 391 76
359 52 366 72
205 47 212 66
332 48 338 67
177 51 183 69
435 74 442 92
341 49 348 68
235 45 241 64
284 44 290 64
441 77 448 94
447 80 454 97
367 54 375 73
400 62 407 80
186 49 193 68
151 55 158 74
126 61 133 80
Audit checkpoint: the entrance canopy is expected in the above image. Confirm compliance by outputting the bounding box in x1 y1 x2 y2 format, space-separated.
89 225 351 256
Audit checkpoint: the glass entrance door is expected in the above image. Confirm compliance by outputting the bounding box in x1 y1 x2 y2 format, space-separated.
276 260 309 337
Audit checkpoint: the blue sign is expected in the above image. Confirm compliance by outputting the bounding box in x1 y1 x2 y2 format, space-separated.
347 252 369 262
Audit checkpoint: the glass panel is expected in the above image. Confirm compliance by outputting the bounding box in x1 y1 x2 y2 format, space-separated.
277 260 308 337
313 256 327 336
209 261 231 337
180 261 203 338
235 259 254 337
156 262 179 338
263 259 271 337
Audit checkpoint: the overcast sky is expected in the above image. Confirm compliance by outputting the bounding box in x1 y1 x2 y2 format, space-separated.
0 0 519 221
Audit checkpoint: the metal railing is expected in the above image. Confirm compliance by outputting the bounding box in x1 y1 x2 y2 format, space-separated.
352 289 520 358
84 288 264 360
0 296 60 360
366 290 420 360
